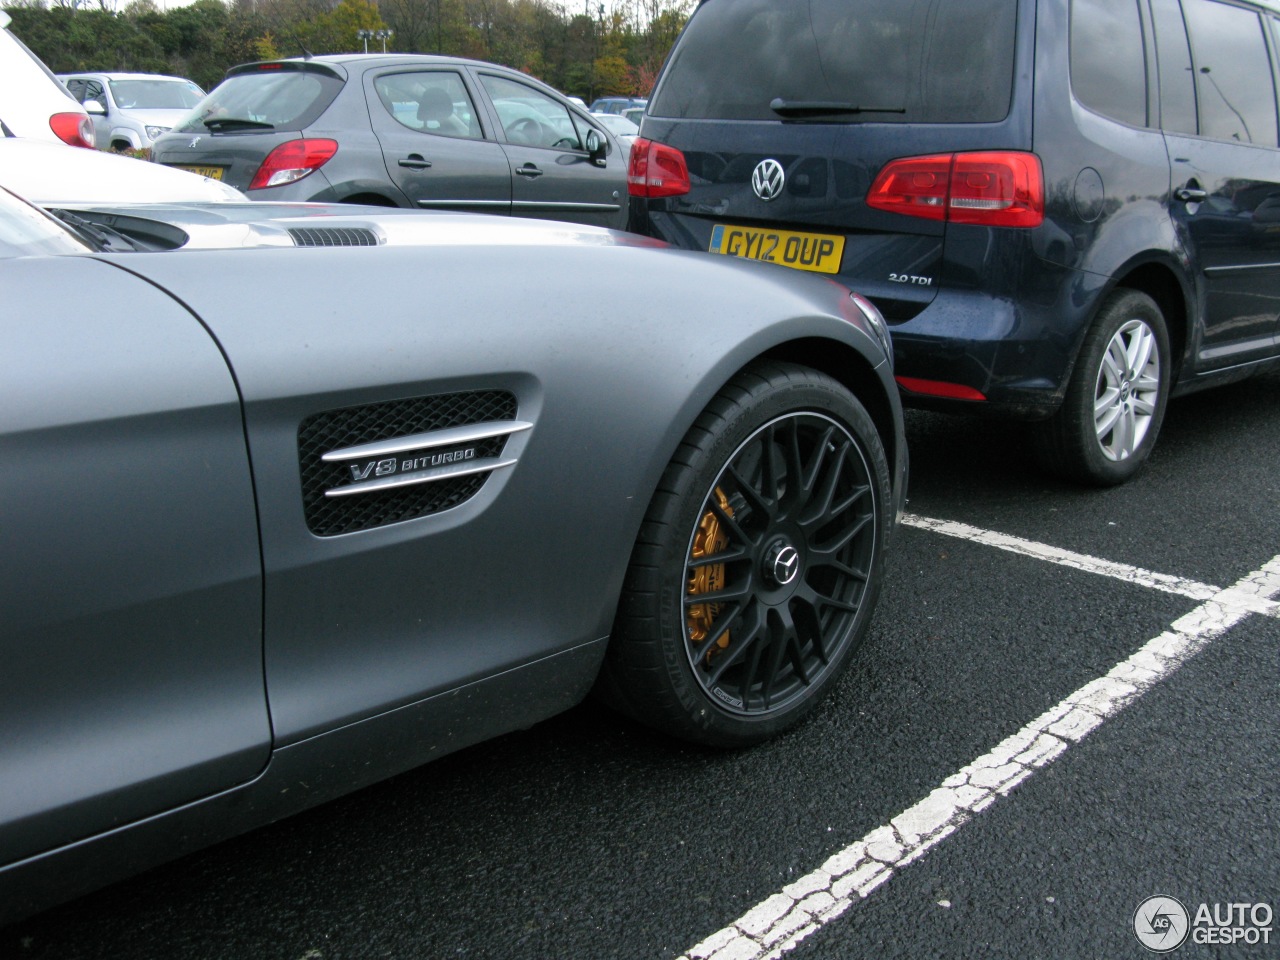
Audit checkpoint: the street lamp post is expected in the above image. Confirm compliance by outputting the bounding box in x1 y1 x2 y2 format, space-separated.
356 28 371 53
375 29 393 53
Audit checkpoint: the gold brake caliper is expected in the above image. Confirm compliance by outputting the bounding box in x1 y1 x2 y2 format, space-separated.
687 487 733 662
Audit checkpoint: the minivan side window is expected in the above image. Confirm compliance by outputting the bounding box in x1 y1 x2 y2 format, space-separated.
1182 0 1277 145
1150 0 1198 135
1070 0 1148 127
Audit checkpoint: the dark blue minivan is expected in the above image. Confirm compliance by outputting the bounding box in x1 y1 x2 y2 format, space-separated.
629 0 1280 484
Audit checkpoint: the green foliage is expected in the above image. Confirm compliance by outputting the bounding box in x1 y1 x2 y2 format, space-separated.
2 0 691 100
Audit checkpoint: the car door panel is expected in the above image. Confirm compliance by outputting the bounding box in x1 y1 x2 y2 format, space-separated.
366 67 511 214
475 70 627 229
0 257 268 865
1159 0 1280 369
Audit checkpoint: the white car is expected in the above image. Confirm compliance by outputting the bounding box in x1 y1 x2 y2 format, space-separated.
0 11 93 148
59 72 206 152
0 137 245 205
591 111 639 155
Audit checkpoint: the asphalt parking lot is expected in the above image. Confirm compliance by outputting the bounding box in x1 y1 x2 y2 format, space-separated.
6 369 1278 960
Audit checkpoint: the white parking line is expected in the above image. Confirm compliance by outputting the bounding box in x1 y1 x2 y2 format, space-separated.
902 514 1280 618
676 526 1280 960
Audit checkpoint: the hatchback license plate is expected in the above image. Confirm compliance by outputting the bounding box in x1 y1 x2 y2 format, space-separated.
173 164 226 181
708 224 844 274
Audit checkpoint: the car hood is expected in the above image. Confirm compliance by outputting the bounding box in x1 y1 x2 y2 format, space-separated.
51 200 672 252
0 137 244 203
116 107 191 128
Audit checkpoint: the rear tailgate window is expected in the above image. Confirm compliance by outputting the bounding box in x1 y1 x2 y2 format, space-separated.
174 63 344 134
650 0 1017 124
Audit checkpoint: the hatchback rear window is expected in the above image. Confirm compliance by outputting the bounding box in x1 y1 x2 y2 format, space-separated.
174 65 343 133
649 0 1017 124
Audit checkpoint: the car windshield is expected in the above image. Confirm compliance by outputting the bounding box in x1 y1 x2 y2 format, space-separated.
0 187 91 258
109 78 204 110
174 68 342 133
650 0 1017 123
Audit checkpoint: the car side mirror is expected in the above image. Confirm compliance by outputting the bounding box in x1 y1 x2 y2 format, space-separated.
84 100 105 116
585 128 607 167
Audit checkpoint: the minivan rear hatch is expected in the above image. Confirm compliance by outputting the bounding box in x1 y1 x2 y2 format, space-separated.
635 0 1027 319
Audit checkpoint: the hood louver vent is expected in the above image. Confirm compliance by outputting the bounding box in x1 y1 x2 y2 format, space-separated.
288 226 380 247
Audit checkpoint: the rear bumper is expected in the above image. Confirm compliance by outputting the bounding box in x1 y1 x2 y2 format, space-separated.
886 282 1086 419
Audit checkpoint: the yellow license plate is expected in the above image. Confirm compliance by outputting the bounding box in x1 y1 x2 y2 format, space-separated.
173 164 225 181
708 224 844 274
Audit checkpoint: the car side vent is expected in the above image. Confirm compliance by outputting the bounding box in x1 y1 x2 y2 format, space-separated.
298 390 522 536
288 227 380 247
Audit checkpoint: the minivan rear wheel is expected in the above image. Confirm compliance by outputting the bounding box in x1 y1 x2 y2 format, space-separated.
1034 289 1170 486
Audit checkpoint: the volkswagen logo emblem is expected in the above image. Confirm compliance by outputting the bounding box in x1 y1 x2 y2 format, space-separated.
752 159 786 202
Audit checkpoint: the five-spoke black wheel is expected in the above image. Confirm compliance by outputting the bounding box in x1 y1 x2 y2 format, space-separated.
598 362 891 746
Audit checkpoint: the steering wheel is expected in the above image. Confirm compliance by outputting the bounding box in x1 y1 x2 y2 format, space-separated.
507 116 547 146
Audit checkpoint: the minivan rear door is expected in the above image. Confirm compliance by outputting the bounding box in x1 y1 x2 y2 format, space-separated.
640 0 1027 319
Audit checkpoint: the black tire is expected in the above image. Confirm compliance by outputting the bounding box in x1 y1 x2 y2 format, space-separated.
597 361 891 747
1034 289 1170 486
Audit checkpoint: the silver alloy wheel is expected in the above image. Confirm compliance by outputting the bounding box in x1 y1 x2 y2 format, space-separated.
1094 317 1160 462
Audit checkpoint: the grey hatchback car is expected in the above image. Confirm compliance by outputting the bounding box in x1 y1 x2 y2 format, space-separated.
151 55 628 229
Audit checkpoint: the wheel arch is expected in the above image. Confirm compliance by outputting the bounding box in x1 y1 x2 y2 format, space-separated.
306 178 411 207
759 337 902 498
1109 258 1191 380
109 128 142 151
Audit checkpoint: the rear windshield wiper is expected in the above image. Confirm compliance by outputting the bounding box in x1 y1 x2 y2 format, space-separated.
203 117 276 132
769 98 906 119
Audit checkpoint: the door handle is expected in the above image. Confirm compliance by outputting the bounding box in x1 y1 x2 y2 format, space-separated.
398 155 432 170
1176 186 1208 203
516 163 544 179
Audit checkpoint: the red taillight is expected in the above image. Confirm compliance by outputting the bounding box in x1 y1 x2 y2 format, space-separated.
868 151 1043 228
866 154 952 221
49 112 95 149
628 137 691 198
248 139 338 190
895 376 986 402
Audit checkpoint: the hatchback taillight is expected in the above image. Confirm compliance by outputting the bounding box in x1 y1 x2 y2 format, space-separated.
628 138 691 198
867 151 1043 228
248 139 339 190
49 112 95 149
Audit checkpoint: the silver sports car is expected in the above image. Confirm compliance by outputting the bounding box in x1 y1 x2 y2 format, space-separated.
0 187 906 923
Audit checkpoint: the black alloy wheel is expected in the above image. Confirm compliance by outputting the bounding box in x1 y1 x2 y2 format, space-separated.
598 361 890 747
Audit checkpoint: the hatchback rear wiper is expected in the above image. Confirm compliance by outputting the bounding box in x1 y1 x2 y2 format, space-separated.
203 117 276 132
769 98 906 118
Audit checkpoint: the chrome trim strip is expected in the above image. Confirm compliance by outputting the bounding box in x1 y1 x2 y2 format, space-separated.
415 199 511 208
510 201 622 213
322 420 533 462
324 457 517 498
1205 262 1280 275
